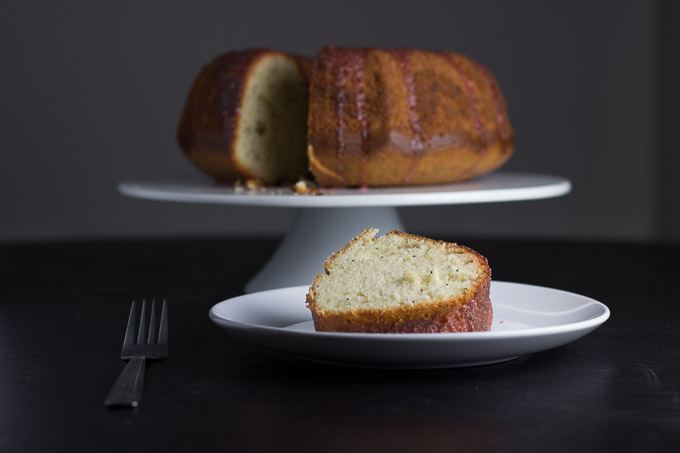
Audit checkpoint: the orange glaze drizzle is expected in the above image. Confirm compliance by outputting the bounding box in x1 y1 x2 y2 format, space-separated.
441 53 487 176
393 49 425 183
333 56 349 185
333 49 370 188
350 51 369 189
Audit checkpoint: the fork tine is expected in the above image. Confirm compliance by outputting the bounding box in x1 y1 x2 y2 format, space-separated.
108 299 167 407
158 299 168 346
147 299 157 344
123 301 137 350
137 299 147 344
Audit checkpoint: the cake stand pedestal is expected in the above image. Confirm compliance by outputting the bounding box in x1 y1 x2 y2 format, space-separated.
246 207 404 292
119 172 570 293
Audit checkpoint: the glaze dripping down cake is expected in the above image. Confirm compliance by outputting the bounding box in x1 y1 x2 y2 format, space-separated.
306 229 493 333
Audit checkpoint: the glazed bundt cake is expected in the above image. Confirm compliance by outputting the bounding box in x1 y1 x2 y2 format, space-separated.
306 229 493 333
307 46 514 187
177 46 513 188
177 49 312 185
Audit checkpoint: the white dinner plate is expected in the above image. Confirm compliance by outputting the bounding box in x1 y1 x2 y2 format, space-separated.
209 281 610 369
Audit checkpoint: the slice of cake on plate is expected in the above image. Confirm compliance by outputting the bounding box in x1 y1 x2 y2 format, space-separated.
306 229 492 333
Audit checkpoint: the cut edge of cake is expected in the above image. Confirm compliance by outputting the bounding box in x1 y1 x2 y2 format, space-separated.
177 49 312 185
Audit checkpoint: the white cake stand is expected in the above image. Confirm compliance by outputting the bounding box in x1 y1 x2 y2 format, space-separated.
119 172 570 292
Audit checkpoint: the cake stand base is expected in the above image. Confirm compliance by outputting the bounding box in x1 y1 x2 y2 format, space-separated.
245 207 404 293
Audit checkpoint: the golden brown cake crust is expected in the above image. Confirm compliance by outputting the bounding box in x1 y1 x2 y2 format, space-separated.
307 46 514 187
177 49 313 182
306 230 493 333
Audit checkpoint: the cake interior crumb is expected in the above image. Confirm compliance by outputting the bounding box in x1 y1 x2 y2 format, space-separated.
312 229 483 313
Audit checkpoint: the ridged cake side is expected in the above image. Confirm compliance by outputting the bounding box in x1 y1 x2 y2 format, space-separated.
307 46 514 187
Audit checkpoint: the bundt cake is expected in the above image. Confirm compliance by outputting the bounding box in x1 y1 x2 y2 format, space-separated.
177 46 513 188
177 49 313 185
307 46 514 187
306 229 493 333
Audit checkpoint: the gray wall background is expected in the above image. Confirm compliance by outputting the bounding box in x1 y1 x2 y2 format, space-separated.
1 0 678 242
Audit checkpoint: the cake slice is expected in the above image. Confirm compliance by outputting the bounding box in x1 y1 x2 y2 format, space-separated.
177 49 312 185
306 229 492 333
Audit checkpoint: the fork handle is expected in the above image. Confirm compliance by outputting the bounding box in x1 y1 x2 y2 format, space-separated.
105 356 146 407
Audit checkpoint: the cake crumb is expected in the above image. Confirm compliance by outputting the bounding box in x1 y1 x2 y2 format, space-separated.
292 178 323 195
245 178 264 190
234 179 265 194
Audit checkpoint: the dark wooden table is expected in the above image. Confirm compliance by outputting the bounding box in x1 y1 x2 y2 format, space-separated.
1 236 679 452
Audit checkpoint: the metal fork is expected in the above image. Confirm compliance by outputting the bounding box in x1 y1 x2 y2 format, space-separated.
105 299 168 407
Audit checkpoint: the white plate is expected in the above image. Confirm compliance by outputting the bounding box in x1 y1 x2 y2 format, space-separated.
119 172 570 208
209 281 610 369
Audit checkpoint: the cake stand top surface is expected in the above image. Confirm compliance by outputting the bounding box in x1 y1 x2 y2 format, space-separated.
119 172 570 208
